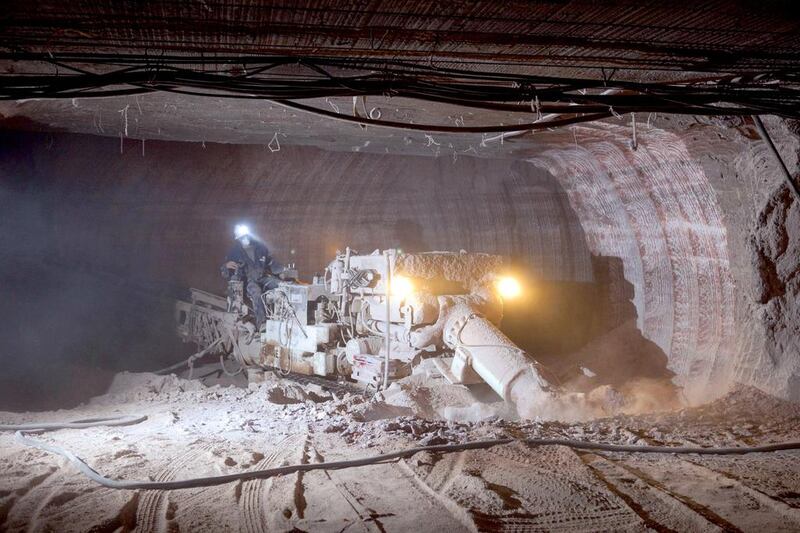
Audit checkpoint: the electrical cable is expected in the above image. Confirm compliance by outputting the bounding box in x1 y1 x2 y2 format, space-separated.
1 55 799 132
0 416 147 432
264 288 305 377
5 416 800 491
219 354 243 377
752 115 800 201
153 336 224 376
453 312 528 354
224 327 251 376
273 99 614 133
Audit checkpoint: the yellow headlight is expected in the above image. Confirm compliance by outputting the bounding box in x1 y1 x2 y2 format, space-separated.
497 276 522 299
390 275 414 298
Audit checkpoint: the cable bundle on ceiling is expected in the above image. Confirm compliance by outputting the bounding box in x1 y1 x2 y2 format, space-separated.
1 53 799 132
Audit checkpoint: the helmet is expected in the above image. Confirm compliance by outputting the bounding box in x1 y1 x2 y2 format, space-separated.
234 224 251 240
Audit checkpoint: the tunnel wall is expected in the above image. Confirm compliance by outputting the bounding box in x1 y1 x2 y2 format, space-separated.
528 117 800 403
692 117 800 402
0 133 594 288
529 122 736 402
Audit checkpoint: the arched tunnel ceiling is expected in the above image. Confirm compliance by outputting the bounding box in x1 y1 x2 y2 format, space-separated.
0 92 622 156
1 1 799 150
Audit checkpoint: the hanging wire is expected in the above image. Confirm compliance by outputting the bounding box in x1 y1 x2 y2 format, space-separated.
0 54 798 133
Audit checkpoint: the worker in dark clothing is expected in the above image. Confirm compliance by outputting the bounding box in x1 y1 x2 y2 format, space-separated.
220 224 283 328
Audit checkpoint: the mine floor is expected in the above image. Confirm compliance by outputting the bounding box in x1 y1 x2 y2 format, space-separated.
2 369 800 532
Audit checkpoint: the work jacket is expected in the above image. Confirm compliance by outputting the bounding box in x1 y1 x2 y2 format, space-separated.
221 239 281 284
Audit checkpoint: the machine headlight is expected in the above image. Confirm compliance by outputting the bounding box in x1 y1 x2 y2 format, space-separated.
496 276 522 299
390 275 414 298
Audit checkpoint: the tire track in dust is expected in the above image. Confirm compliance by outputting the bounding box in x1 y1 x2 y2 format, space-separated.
156 440 257 531
676 456 800 528
134 442 215 533
0 467 57 532
308 440 471 532
468 444 642 531
20 468 137 532
605 456 742 532
579 453 695 533
395 451 478 532
239 433 305 533
318 470 377 533
309 439 383 533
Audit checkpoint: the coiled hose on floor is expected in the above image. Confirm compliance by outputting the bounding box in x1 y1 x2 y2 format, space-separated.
4 416 800 491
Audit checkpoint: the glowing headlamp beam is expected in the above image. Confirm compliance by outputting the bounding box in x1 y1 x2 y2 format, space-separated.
496 276 522 299
390 275 414 298
234 224 251 239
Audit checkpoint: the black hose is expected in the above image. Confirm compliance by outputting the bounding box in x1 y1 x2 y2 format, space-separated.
154 336 224 376
752 115 800 201
273 99 613 133
2 56 799 123
0 415 147 432
5 416 800 491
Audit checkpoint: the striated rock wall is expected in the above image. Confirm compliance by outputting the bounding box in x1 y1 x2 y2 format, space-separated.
526 116 800 403
725 119 800 401
529 122 736 402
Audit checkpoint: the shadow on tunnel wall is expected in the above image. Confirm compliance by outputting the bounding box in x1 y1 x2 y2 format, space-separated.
0 258 188 411
502 254 676 396
390 220 430 253
0 134 190 411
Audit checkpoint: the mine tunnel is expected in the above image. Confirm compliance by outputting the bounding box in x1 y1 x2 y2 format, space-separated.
1 2 800 531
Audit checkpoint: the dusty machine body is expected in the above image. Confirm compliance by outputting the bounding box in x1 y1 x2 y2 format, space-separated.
176 249 557 417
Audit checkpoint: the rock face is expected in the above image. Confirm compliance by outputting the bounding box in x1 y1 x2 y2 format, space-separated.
525 116 800 403
529 121 736 402
752 186 796 306
750 184 800 400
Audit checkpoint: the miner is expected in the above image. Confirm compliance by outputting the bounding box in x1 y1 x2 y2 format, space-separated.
220 224 282 327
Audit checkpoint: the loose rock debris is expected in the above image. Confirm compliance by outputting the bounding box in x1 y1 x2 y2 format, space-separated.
1 370 799 532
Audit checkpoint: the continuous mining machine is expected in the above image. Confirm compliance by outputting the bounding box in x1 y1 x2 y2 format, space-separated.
176 249 557 417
